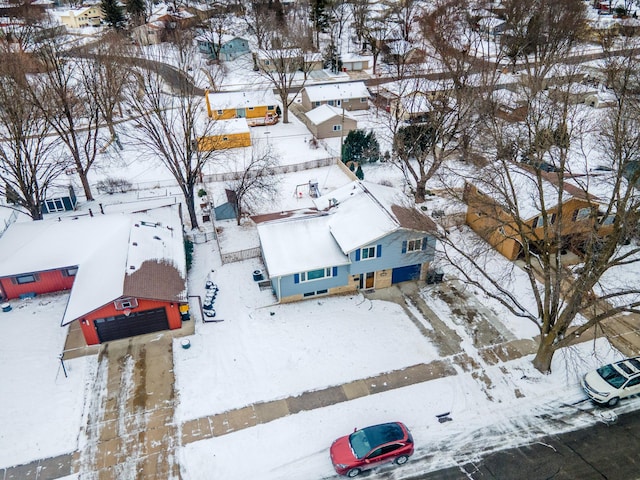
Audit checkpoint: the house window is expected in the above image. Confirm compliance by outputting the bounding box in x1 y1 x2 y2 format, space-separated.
14 273 37 284
361 246 377 260
300 268 334 282
333 125 342 131
406 239 422 252
46 198 65 212
268 105 275 111
336 100 342 106
303 289 329 298
265 59 271 65
575 208 591 220
314 101 321 107
328 100 335 106
248 107 254 111
216 109 223 115
602 215 615 225
361 97 367 102
531 216 544 228
62 267 78 277
114 297 138 310
223 136 229 141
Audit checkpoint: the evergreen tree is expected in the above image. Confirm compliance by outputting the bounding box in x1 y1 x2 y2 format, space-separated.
101 0 125 29
126 0 146 26
355 164 364 180
342 130 381 164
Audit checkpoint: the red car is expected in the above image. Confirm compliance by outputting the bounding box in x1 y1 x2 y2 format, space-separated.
330 421 414 477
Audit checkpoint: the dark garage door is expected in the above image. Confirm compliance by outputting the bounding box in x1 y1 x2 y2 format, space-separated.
95 308 169 343
392 264 421 284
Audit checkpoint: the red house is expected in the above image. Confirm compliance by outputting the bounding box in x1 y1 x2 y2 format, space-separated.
0 205 188 345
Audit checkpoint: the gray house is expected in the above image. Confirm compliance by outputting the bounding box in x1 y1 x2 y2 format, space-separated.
300 81 370 112
255 181 437 303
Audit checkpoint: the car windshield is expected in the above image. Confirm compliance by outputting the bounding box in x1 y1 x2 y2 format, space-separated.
597 364 627 388
349 423 403 459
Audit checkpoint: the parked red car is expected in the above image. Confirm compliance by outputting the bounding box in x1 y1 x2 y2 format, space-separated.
330 422 414 477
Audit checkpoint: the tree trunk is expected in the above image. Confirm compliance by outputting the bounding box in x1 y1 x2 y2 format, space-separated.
283 104 290 124
78 170 94 201
185 190 199 230
532 335 555 373
414 182 426 203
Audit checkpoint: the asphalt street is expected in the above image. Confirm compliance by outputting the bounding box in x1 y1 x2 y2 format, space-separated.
401 406 640 480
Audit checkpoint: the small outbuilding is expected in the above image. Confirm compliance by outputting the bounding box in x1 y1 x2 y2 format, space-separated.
41 185 77 214
304 104 357 139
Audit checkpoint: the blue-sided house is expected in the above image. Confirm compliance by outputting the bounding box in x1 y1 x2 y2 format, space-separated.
196 33 250 61
41 185 77 214
255 181 438 303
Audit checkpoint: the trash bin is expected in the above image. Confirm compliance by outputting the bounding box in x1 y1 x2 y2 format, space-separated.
426 269 444 285
253 269 264 281
181 339 191 349
1 303 11 312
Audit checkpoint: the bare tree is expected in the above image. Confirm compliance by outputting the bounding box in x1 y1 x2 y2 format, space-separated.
79 32 132 141
0 61 67 220
30 37 106 201
124 35 221 230
433 34 640 374
255 16 318 124
389 0 486 203
243 1 280 50
225 144 280 225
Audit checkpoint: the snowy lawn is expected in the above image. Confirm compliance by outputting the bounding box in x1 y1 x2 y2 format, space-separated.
178 339 626 480
174 243 441 422
0 294 96 468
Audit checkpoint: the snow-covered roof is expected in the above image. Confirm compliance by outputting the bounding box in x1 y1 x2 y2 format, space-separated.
471 164 595 220
256 48 302 60
303 82 370 102
214 118 250 134
207 89 278 109
257 181 437 276
305 104 355 125
0 205 186 325
195 32 246 44
381 78 453 97
257 215 350 277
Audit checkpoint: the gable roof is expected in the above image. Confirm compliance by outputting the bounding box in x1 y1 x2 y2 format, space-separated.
207 89 278 110
303 82 370 102
0 205 186 325
305 104 356 125
257 181 436 276
195 32 247 45
469 164 597 221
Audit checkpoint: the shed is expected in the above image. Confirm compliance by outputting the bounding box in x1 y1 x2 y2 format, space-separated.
41 185 77 214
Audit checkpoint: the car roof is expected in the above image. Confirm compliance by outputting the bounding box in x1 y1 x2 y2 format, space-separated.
613 356 640 378
359 422 406 446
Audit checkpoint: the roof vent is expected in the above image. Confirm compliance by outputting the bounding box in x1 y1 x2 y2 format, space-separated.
134 223 140 227
153 235 162 240
132 242 138 246
129 266 136 270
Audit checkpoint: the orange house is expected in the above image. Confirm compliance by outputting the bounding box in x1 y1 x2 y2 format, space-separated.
464 165 615 260
0 205 188 345
198 118 251 151
205 89 279 122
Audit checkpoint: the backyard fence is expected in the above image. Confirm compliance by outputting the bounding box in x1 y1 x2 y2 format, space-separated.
219 246 262 265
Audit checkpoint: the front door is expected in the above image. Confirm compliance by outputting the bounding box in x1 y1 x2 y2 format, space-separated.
236 108 246 118
359 272 375 289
